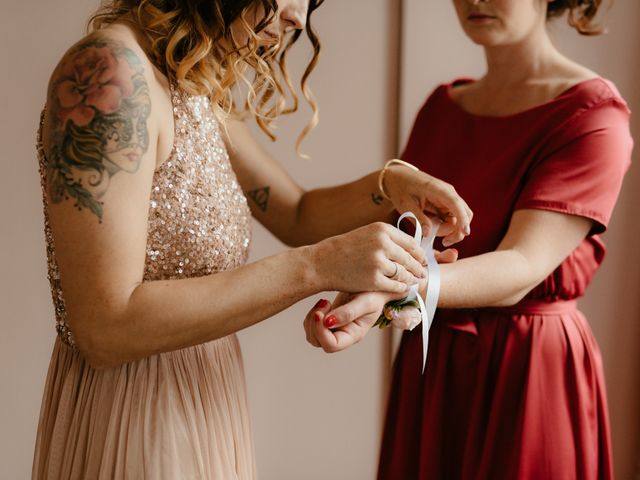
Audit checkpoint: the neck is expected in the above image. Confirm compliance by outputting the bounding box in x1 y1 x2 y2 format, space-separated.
481 26 561 88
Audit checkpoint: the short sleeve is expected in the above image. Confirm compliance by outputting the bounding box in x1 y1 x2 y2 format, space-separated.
515 98 633 234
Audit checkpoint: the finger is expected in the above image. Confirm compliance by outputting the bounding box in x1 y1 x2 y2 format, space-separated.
324 291 407 329
377 275 413 294
305 312 321 348
386 242 426 281
317 313 377 353
434 183 472 235
386 227 427 265
327 323 367 351
434 221 456 239
434 248 458 263
314 317 341 352
306 298 332 347
442 229 466 247
322 293 379 329
304 311 323 347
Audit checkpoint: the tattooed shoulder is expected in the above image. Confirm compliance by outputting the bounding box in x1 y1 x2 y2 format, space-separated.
45 35 151 222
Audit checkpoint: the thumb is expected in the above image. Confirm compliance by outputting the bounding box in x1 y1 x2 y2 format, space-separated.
434 248 458 263
323 294 378 329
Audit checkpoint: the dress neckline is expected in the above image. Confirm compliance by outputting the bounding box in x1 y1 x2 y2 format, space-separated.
444 77 604 120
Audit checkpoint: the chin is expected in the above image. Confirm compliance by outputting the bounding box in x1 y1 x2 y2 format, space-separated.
464 30 508 48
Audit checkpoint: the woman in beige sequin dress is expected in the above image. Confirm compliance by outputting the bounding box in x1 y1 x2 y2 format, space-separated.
33 1 472 478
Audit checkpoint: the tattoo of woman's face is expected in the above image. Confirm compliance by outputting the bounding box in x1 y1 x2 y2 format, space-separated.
46 37 151 221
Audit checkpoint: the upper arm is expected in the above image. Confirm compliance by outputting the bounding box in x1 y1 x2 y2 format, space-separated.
497 95 632 298
42 33 157 351
497 209 593 287
225 119 305 244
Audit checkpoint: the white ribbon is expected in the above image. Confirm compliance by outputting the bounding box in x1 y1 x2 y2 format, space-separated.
396 212 441 374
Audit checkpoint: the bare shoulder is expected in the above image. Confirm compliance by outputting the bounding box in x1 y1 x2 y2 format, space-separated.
547 60 600 95
43 27 156 221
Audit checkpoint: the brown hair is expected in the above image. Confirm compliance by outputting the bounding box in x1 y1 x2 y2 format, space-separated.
547 0 607 35
89 0 324 152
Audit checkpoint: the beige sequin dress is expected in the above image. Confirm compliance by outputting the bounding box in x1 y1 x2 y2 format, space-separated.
32 85 256 479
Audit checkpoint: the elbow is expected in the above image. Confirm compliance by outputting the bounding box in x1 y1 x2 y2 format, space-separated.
75 331 126 370
490 278 542 308
69 312 131 370
491 291 529 308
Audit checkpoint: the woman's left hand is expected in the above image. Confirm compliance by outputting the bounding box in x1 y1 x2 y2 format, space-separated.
383 163 473 247
303 291 396 353
304 248 458 353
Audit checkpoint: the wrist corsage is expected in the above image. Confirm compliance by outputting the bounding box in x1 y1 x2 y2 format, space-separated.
374 290 422 331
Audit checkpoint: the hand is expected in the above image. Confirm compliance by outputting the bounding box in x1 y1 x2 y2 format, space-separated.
310 222 428 294
303 292 398 353
304 248 459 353
383 163 473 246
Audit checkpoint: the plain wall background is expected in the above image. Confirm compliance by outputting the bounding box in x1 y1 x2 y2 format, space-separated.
400 1 640 478
1 1 638 479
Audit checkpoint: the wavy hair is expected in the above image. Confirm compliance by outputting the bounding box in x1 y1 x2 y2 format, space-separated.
89 0 324 153
547 0 608 35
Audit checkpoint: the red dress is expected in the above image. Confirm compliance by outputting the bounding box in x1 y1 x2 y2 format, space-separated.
378 78 633 480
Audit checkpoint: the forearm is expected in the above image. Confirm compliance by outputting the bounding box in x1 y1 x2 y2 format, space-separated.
292 171 395 245
417 211 593 309
79 247 321 367
415 249 540 309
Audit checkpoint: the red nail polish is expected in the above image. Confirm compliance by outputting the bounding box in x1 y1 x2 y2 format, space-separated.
314 299 330 309
324 315 337 328
313 312 322 323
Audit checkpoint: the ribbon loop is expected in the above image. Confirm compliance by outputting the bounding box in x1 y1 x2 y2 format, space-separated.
396 212 441 373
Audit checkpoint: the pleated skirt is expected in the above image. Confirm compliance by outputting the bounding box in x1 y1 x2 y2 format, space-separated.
33 335 256 480
378 303 613 480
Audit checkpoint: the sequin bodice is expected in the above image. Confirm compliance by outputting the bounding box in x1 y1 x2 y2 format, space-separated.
37 85 252 348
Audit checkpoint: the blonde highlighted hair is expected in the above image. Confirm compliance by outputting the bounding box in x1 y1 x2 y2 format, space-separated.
89 0 324 153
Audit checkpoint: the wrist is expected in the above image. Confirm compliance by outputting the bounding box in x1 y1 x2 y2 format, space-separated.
297 243 329 293
377 159 419 201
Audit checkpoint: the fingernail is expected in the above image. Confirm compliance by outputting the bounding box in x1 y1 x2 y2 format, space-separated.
442 239 452 247
464 224 471 235
313 312 322 323
324 315 337 328
313 299 330 309
451 248 458 254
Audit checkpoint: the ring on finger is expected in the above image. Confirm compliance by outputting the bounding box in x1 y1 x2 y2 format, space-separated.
389 261 400 280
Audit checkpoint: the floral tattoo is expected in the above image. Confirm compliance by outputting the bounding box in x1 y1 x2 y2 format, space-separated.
46 37 151 221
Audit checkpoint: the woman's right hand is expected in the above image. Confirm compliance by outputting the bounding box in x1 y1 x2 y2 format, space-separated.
308 222 427 294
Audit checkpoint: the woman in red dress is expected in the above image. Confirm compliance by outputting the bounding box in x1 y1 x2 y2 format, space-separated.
303 0 633 478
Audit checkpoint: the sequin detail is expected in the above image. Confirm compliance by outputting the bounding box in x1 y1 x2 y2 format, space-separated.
37 85 252 349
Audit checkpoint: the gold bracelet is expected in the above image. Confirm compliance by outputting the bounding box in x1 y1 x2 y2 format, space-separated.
377 159 419 200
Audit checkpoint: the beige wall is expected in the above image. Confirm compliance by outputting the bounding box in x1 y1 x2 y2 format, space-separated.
0 1 102 478
400 1 640 478
238 2 398 479
0 1 394 479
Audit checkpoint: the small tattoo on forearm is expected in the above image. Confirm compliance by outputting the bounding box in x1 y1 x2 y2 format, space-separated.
371 192 384 205
247 186 270 212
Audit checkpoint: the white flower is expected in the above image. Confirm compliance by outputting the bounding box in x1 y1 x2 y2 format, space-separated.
391 307 422 331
